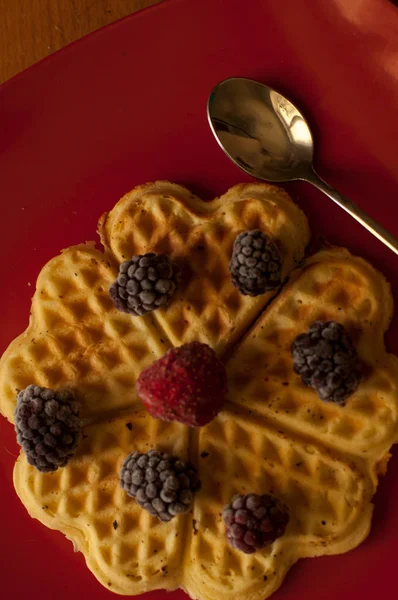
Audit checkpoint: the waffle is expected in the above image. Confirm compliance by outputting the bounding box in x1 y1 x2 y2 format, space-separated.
0 244 172 423
227 247 398 472
2 182 398 600
184 408 374 600
98 181 310 353
14 407 189 595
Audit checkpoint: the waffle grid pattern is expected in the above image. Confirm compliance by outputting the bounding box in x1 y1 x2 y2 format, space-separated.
0 245 171 423
227 249 398 462
1 182 397 600
99 181 310 354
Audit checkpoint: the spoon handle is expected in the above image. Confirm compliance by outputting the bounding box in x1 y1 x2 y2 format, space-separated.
307 170 398 255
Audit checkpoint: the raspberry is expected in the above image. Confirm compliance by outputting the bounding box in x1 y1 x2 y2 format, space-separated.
136 342 227 427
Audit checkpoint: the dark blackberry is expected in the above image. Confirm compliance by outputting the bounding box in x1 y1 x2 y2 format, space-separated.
229 230 283 296
109 253 177 316
291 320 363 405
223 493 289 554
120 450 201 521
14 385 81 472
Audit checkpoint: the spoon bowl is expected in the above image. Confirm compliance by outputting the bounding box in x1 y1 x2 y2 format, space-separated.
208 77 314 182
208 77 398 255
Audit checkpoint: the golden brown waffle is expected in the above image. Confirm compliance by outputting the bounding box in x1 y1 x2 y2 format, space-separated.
98 181 310 353
14 405 375 599
0 244 171 423
14 407 189 595
2 182 398 600
185 409 374 600
227 247 398 472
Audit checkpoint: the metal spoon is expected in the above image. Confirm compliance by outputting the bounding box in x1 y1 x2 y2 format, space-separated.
207 77 398 255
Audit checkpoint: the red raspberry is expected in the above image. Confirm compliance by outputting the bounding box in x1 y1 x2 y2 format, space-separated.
136 341 227 427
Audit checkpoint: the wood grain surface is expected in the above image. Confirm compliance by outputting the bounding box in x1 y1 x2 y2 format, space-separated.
0 0 163 83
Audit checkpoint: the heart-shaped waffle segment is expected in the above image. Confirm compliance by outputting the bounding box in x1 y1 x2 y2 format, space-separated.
227 248 398 469
98 181 310 354
1 182 398 600
0 244 172 423
185 409 374 600
14 408 189 595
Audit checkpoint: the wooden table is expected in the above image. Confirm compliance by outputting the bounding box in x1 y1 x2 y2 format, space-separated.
0 0 163 84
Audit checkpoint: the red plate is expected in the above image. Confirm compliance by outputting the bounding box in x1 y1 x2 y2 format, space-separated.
1 0 398 598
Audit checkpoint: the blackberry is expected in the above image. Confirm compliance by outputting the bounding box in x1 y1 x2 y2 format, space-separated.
14 385 81 472
120 450 201 521
291 320 363 405
109 253 177 316
223 493 289 554
229 230 282 296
